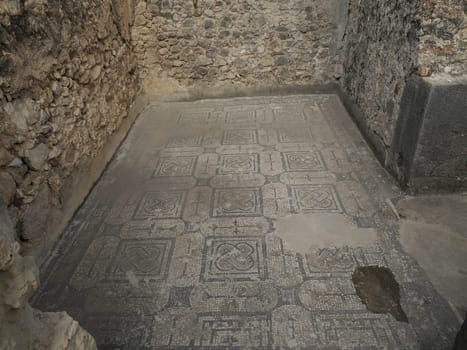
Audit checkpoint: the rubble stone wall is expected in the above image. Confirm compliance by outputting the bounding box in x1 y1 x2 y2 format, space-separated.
341 0 466 165
0 0 138 254
418 0 467 77
132 0 347 90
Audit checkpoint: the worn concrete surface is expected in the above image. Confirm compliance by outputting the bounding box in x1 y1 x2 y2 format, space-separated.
397 194 467 317
33 95 461 349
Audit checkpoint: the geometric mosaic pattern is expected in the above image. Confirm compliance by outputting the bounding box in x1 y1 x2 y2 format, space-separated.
292 184 342 213
212 188 262 217
134 191 186 219
283 151 326 171
201 236 267 282
197 313 271 347
278 128 312 143
219 154 259 174
223 129 258 145
111 238 174 281
154 156 197 177
33 95 460 350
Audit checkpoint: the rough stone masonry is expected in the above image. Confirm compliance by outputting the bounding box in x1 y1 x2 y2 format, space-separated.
132 0 346 89
0 0 138 256
341 0 466 191
1 1 137 345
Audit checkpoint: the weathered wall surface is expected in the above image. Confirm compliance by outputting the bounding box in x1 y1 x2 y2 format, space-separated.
0 0 138 254
341 0 420 159
132 0 345 91
341 0 466 192
418 0 467 77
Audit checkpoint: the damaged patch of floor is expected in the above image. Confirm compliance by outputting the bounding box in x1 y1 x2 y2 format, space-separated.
352 266 408 323
33 95 461 349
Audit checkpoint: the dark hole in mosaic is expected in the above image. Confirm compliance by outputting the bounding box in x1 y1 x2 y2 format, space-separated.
352 266 408 323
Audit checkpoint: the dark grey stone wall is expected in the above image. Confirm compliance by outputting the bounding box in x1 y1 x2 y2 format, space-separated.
389 76 467 192
341 0 466 192
341 0 420 159
388 75 467 192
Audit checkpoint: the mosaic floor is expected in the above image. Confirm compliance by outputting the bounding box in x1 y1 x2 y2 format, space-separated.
33 95 460 349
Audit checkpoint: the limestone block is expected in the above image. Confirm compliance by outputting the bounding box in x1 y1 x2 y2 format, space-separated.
33 311 97 350
0 0 22 16
0 254 38 309
0 148 14 167
24 144 49 171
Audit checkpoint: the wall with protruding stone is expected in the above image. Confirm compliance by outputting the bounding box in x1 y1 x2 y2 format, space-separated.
341 0 467 191
132 0 346 92
0 0 139 257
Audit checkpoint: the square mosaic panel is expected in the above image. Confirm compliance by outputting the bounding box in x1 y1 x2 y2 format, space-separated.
201 236 267 282
284 151 326 171
219 154 259 174
292 185 342 213
222 129 257 145
166 136 203 148
304 246 356 274
273 109 306 122
134 191 186 219
197 313 271 347
278 128 312 143
226 110 256 123
212 188 262 217
154 156 197 177
110 238 174 281
177 109 214 124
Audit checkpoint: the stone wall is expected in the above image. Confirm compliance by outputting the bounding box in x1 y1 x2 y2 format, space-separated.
132 0 346 91
0 0 138 255
418 0 467 77
341 0 466 191
0 200 97 349
341 0 420 159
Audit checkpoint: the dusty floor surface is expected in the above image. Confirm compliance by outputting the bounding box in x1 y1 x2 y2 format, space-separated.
33 95 462 349
397 194 467 318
